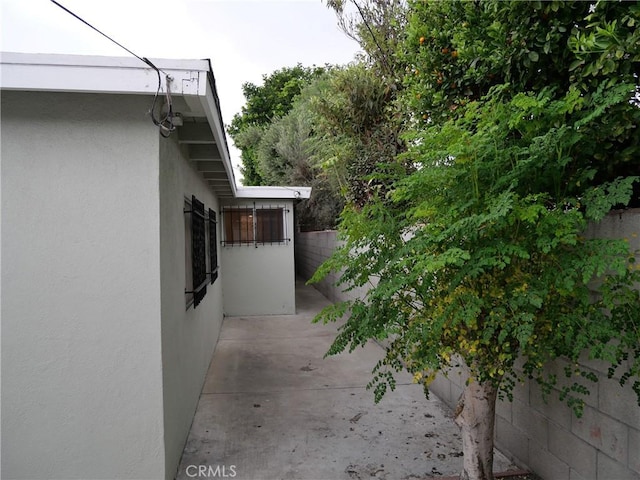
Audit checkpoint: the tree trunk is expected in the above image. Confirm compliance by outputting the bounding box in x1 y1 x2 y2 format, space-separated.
454 378 499 480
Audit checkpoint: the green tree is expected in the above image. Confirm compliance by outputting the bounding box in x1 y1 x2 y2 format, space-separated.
403 0 640 186
254 78 345 231
248 62 409 229
308 62 410 208
326 0 408 77
228 64 326 185
312 2 640 479
316 1 411 208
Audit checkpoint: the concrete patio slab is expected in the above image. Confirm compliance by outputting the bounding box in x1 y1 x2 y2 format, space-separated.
175 280 518 480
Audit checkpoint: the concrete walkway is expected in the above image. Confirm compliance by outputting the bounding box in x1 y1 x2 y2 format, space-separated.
175 280 516 480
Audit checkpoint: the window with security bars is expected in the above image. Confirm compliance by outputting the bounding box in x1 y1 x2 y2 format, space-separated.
189 196 207 308
185 196 219 309
223 205 288 246
209 208 219 284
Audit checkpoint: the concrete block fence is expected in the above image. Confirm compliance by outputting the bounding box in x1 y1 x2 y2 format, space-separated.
295 211 640 480
295 230 372 304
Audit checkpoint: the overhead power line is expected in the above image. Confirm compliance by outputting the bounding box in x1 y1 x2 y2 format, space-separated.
49 0 177 137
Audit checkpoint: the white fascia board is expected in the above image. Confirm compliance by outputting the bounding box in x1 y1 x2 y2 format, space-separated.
235 186 312 200
0 52 207 96
0 52 238 194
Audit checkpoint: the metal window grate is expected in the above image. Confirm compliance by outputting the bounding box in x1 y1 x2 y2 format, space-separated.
222 204 290 247
189 195 207 308
209 208 218 284
256 208 285 243
223 207 254 245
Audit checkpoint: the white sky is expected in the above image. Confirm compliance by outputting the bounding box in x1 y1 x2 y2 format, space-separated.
0 0 361 181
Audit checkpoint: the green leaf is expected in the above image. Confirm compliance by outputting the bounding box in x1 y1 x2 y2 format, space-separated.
569 59 585 71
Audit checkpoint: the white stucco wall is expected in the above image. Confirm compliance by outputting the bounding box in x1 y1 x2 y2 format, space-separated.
159 134 224 479
1 92 165 479
221 200 296 316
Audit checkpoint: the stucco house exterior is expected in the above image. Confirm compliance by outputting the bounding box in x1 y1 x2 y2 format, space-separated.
0 52 310 480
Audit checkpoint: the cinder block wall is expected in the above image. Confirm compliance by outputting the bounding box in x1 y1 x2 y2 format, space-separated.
295 231 371 303
295 212 640 480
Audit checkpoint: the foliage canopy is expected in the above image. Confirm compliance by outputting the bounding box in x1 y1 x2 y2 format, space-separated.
312 0 640 417
228 64 326 186
403 0 640 188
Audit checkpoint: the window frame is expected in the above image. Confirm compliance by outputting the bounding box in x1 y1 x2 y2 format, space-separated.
184 196 219 310
222 203 289 247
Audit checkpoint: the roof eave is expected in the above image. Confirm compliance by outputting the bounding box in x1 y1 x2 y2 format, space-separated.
234 186 312 200
0 52 238 197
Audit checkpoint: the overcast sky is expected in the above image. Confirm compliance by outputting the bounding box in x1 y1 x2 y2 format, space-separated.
0 0 362 180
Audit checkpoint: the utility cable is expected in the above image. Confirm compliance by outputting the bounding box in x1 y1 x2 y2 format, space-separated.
49 0 176 137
